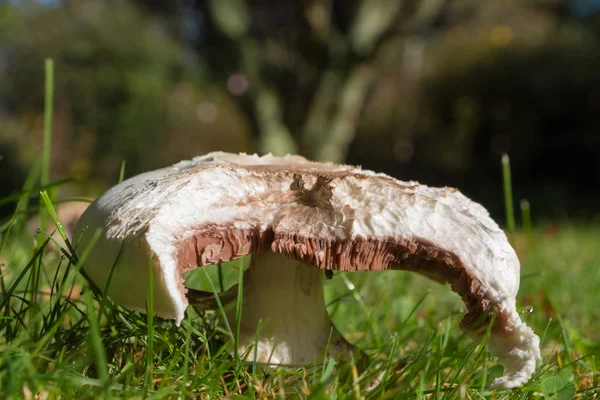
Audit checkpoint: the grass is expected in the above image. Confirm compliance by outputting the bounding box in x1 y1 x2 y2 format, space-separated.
1 217 599 399
1 60 599 399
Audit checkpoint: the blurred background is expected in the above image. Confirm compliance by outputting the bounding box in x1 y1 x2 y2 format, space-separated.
1 0 599 223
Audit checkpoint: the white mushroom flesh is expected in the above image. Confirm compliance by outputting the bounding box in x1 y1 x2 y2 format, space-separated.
226 252 350 365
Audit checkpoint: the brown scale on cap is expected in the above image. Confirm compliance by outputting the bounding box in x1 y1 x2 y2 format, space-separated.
290 174 335 209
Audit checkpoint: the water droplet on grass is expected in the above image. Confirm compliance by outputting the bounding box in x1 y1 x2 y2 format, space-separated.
521 305 534 314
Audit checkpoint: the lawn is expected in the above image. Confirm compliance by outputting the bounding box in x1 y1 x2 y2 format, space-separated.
0 195 599 399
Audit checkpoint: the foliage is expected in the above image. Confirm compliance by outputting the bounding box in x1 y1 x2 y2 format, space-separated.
0 0 251 197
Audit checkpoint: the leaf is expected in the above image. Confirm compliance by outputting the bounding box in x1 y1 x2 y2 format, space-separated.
541 375 576 400
320 357 337 384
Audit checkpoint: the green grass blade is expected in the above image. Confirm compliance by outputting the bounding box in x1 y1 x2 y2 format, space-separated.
84 290 109 385
501 154 516 244
40 190 73 254
200 267 234 342
557 314 572 366
40 58 54 234
181 319 192 392
379 332 399 395
143 255 155 398
234 258 244 364
119 161 126 183
218 264 224 293
251 318 262 377
42 58 54 187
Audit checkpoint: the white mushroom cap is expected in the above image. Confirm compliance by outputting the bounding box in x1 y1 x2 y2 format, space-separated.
76 151 540 389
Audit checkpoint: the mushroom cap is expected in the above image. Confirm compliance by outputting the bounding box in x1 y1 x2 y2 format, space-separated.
76 152 540 388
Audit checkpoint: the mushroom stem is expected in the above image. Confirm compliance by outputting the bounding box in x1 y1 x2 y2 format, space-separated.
225 252 352 365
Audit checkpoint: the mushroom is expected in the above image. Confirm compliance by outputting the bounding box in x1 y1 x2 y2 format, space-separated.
75 152 540 389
